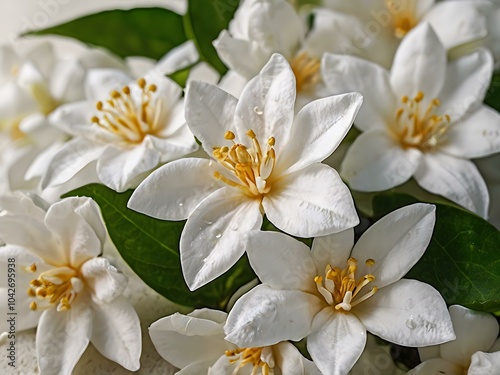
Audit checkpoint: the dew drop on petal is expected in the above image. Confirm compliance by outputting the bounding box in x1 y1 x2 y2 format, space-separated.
203 219 213 225
406 316 417 330
231 223 239 231
215 233 222 239
253 106 263 115
179 202 184 207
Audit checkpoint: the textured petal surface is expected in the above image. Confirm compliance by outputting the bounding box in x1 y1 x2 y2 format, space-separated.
407 358 462 375
311 229 354 274
468 351 500 375
80 257 128 304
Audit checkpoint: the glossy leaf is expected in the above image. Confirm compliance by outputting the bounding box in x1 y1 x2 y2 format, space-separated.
64 183 255 309
24 8 187 60
373 192 500 312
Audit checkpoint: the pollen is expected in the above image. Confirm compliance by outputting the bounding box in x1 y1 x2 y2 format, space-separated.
314 258 378 312
225 347 274 375
386 0 419 38
26 265 84 313
290 51 321 93
90 77 164 146
212 129 277 198
391 91 451 152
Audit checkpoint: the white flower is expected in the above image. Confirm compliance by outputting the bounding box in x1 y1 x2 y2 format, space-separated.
149 308 320 374
409 305 500 375
41 67 198 192
224 203 455 375
0 194 141 374
128 53 362 290
322 23 500 218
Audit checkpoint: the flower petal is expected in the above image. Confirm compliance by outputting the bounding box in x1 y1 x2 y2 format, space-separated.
128 158 221 220
276 92 363 174
274 341 321 375
311 229 354 274
36 302 93 375
321 53 396 132
440 105 500 159
90 296 141 371
84 68 132 102
245 231 317 293
351 203 436 289
80 257 128 304
180 187 263 290
414 152 489 218
225 284 322 348
233 53 296 155
354 279 455 347
264 163 359 237
390 23 446 102
340 129 422 192
407 358 462 375
439 305 499 368
469 351 500 375
307 307 367 375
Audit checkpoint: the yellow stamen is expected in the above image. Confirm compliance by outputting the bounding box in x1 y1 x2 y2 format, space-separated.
386 0 419 38
225 347 273 375
290 51 321 92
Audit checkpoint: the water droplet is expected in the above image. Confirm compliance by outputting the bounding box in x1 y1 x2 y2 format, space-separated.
406 316 417 330
253 106 263 115
203 219 213 225
231 223 239 231
215 233 222 239
178 203 183 207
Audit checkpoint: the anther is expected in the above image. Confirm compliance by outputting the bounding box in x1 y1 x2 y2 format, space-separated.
30 301 37 311
111 90 121 99
148 84 157 92
414 91 424 102
268 137 275 146
225 131 235 140
26 263 37 273
96 101 103 111
137 78 146 89
246 129 256 139
122 86 131 95
365 259 375 267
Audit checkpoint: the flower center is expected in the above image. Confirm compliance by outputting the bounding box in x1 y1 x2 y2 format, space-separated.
314 258 378 312
391 91 451 152
289 51 321 93
213 130 276 198
91 78 163 146
225 347 274 375
386 0 419 38
26 263 84 312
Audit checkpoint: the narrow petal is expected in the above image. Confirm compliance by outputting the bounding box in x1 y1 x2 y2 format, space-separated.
233 53 296 156
469 351 500 375
307 308 367 375
414 152 489 218
441 105 500 159
36 302 93 375
185 80 238 155
407 358 462 375
439 305 499 368
245 231 317 293
180 187 263 290
351 203 436 289
340 129 422 192
390 23 446 102
225 284 322 348
90 296 141 371
44 197 105 267
354 279 455 347
264 163 359 237
80 258 128 304
276 92 363 174
310 229 354 274
321 53 396 132
128 158 221 220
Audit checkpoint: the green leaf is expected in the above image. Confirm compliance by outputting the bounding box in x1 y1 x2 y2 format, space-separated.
167 62 197 88
64 183 255 309
485 73 500 112
373 192 500 312
184 0 239 75
24 8 187 60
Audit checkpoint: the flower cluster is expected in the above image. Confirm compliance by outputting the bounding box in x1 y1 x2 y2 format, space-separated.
1 0 500 374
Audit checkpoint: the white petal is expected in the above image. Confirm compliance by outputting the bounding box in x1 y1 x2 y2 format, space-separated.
40 138 105 189
128 158 221 220
80 258 128 304
354 279 455 347
185 80 238 155
0 80 37 120
322 53 396 132
84 68 132 102
264 163 359 237
311 229 354 274
307 307 367 375
180 187 263 290
274 341 321 375
245 231 317 293
0 192 47 219
25 42 55 79
468 351 500 375
96 141 160 192
44 197 105 267
407 358 463 375
351 203 436 288
50 59 86 103
414 152 489 218
441 105 500 159
418 344 440 362
36 302 93 375
439 305 499 368
224 284 322 348
149 130 199 164
90 296 141 371
0 286 42 332
0 44 19 82
149 310 228 369
341 129 422 192
155 40 199 75
47 101 93 136
439 48 493 121
390 23 446 102
276 92 363 174
233 53 296 156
